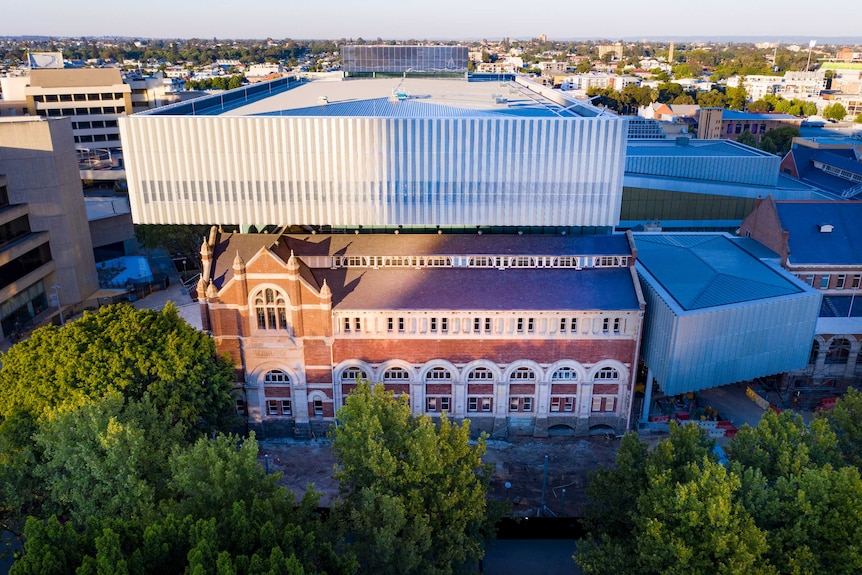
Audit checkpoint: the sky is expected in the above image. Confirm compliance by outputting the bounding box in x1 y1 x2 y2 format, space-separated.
3 0 861 41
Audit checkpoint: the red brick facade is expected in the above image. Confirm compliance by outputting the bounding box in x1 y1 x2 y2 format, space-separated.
199 231 645 438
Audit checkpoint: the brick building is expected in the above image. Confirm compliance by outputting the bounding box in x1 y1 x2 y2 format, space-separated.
198 228 645 438
739 197 862 387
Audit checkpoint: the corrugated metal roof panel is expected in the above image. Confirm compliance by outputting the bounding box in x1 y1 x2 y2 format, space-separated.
776 202 862 265
634 233 803 311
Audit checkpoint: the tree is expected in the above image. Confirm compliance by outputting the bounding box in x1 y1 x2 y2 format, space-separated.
819 387 862 467
332 382 491 575
0 303 236 438
32 394 178 525
747 99 772 113
576 423 773 575
696 89 727 108
736 131 758 147
728 412 862 574
656 82 685 104
758 126 800 156
576 59 592 73
726 85 748 111
823 102 847 122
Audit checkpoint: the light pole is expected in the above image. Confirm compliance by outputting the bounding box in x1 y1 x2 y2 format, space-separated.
806 40 816 71
51 284 64 326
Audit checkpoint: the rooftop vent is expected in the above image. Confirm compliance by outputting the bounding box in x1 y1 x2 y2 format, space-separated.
675 136 690 146
317 96 328 105
819 224 834 233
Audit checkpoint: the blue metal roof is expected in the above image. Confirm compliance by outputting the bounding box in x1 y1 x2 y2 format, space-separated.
634 234 803 311
776 202 862 265
811 151 862 176
252 97 564 119
626 140 767 158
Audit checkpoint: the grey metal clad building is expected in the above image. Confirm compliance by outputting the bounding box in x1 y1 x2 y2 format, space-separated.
341 45 469 77
120 75 626 230
634 233 821 403
621 139 823 231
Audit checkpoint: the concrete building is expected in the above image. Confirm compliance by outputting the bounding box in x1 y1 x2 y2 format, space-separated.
0 117 99 339
198 229 644 438
596 43 623 61
739 198 862 387
695 108 803 143
20 68 132 153
124 72 178 114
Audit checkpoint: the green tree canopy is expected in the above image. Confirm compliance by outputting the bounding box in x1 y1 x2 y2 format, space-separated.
0 303 236 438
819 387 862 467
823 102 847 121
736 130 758 147
576 423 773 575
332 382 492 575
758 126 800 155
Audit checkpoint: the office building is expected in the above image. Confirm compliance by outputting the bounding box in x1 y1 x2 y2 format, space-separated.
0 117 99 339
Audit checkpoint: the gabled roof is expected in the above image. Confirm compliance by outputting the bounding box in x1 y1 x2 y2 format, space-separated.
810 151 862 177
775 201 862 265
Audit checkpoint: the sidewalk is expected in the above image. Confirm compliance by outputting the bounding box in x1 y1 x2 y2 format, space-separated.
130 279 203 330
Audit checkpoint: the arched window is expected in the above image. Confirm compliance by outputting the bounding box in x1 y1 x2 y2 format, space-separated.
383 367 411 382
253 288 288 330
467 367 495 381
552 367 578 381
425 367 452 381
826 339 852 364
595 367 619 380
341 367 368 382
509 367 536 381
809 341 820 365
264 370 290 384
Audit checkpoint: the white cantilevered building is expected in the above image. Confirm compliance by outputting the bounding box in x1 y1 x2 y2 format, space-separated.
119 74 626 232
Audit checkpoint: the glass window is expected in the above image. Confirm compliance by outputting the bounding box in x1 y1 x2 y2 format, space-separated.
826 339 851 364
341 367 367 382
425 367 452 381
313 399 324 417
553 367 578 381
264 370 290 384
468 367 494 381
267 400 279 416
595 367 619 380
280 399 292 416
820 275 830 289
591 397 616 412
509 367 535 381
254 288 288 330
383 367 410 381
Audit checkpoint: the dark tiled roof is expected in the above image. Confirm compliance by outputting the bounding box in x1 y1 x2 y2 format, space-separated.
776 202 862 265
317 267 641 311
209 232 639 311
